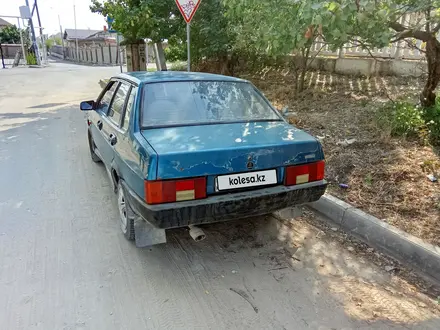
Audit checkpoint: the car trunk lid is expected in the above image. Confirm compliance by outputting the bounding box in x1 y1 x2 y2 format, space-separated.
141 121 323 192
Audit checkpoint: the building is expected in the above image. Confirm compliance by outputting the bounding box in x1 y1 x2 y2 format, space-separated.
0 18 12 31
63 28 116 48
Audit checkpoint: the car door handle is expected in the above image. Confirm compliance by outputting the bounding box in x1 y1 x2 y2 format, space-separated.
97 120 103 130
108 133 117 146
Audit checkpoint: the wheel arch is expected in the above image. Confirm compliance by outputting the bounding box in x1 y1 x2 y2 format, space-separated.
110 166 120 192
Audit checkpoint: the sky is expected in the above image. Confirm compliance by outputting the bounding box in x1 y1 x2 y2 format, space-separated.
1 0 106 35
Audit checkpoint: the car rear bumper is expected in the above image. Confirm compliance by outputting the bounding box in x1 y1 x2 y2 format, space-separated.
122 180 327 229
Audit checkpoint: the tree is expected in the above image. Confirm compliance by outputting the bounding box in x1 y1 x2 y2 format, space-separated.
190 0 237 73
45 38 54 51
0 25 21 44
90 0 153 44
224 0 357 92
53 36 62 46
225 0 440 105
345 0 440 107
90 0 185 70
162 0 237 72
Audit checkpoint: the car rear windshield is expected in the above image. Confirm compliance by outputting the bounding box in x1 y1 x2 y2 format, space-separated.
141 81 281 127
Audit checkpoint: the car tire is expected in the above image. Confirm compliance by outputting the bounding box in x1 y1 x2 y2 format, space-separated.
117 181 135 241
88 131 101 163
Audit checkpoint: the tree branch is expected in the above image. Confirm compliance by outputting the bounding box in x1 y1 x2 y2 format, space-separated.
426 9 431 33
404 39 426 54
389 22 432 42
346 38 386 62
389 21 408 32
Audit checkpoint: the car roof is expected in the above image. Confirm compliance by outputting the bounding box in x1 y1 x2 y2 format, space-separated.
115 71 249 85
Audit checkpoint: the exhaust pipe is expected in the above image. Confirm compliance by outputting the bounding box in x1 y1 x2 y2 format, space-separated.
189 225 206 242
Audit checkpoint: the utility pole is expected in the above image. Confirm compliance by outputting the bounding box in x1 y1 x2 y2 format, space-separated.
73 4 79 60
24 0 41 65
17 18 27 65
34 0 47 64
58 15 65 59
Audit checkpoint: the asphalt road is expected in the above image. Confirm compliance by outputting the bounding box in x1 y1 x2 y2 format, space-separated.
0 62 439 329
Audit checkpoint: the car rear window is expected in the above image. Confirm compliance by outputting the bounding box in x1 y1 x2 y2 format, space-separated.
141 81 281 127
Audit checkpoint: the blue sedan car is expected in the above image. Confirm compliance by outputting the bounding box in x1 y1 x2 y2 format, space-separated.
80 71 326 247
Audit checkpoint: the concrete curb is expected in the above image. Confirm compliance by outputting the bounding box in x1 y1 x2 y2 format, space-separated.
309 194 440 284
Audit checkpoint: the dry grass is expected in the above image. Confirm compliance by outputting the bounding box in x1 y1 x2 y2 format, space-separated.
240 68 440 247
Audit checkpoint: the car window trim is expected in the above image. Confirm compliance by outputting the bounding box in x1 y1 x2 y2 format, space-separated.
100 113 126 134
121 84 136 132
138 80 283 130
105 81 122 124
107 79 133 127
96 80 114 105
96 77 138 109
97 79 119 111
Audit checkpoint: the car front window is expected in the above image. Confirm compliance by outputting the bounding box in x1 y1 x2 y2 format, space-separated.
141 81 281 127
108 82 130 125
98 81 118 114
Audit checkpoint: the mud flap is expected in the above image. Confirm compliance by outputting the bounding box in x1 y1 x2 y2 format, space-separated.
134 217 167 248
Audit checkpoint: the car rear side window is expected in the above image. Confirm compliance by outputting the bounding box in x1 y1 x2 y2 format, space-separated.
122 86 137 130
141 81 281 127
108 82 130 126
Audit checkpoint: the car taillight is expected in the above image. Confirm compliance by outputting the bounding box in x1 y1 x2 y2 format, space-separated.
145 177 206 204
284 161 325 186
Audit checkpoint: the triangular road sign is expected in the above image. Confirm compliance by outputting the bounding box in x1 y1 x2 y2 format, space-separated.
175 0 202 23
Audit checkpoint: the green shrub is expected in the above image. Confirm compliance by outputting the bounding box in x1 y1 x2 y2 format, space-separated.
424 99 440 145
170 62 187 71
164 43 187 62
376 100 425 138
376 98 440 145
26 53 37 65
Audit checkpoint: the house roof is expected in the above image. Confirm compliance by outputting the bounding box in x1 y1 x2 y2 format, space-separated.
84 30 117 41
86 30 115 38
0 18 12 27
64 29 101 40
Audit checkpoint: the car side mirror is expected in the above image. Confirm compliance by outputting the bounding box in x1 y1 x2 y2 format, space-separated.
80 100 95 111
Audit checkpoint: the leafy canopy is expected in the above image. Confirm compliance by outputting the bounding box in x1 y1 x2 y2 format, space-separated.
224 0 440 56
90 0 184 43
0 25 22 44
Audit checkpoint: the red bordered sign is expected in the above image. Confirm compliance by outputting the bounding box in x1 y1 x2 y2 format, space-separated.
175 0 202 23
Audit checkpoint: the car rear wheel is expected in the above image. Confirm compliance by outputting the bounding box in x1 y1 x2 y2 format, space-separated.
88 131 101 163
117 182 135 241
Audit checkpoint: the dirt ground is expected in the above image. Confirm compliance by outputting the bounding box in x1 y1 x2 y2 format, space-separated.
240 69 440 247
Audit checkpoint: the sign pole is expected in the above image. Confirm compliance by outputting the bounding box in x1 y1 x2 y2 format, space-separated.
117 34 123 73
187 23 190 72
175 0 201 72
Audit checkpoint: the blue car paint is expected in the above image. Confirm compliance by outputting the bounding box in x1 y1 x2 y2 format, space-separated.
119 71 248 85
88 71 324 202
141 122 323 183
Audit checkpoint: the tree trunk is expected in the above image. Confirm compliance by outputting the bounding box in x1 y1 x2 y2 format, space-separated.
154 42 167 71
125 41 146 72
421 37 440 107
297 45 311 93
298 65 307 93
219 54 230 75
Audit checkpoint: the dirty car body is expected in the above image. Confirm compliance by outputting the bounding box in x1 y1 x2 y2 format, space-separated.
81 71 326 246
